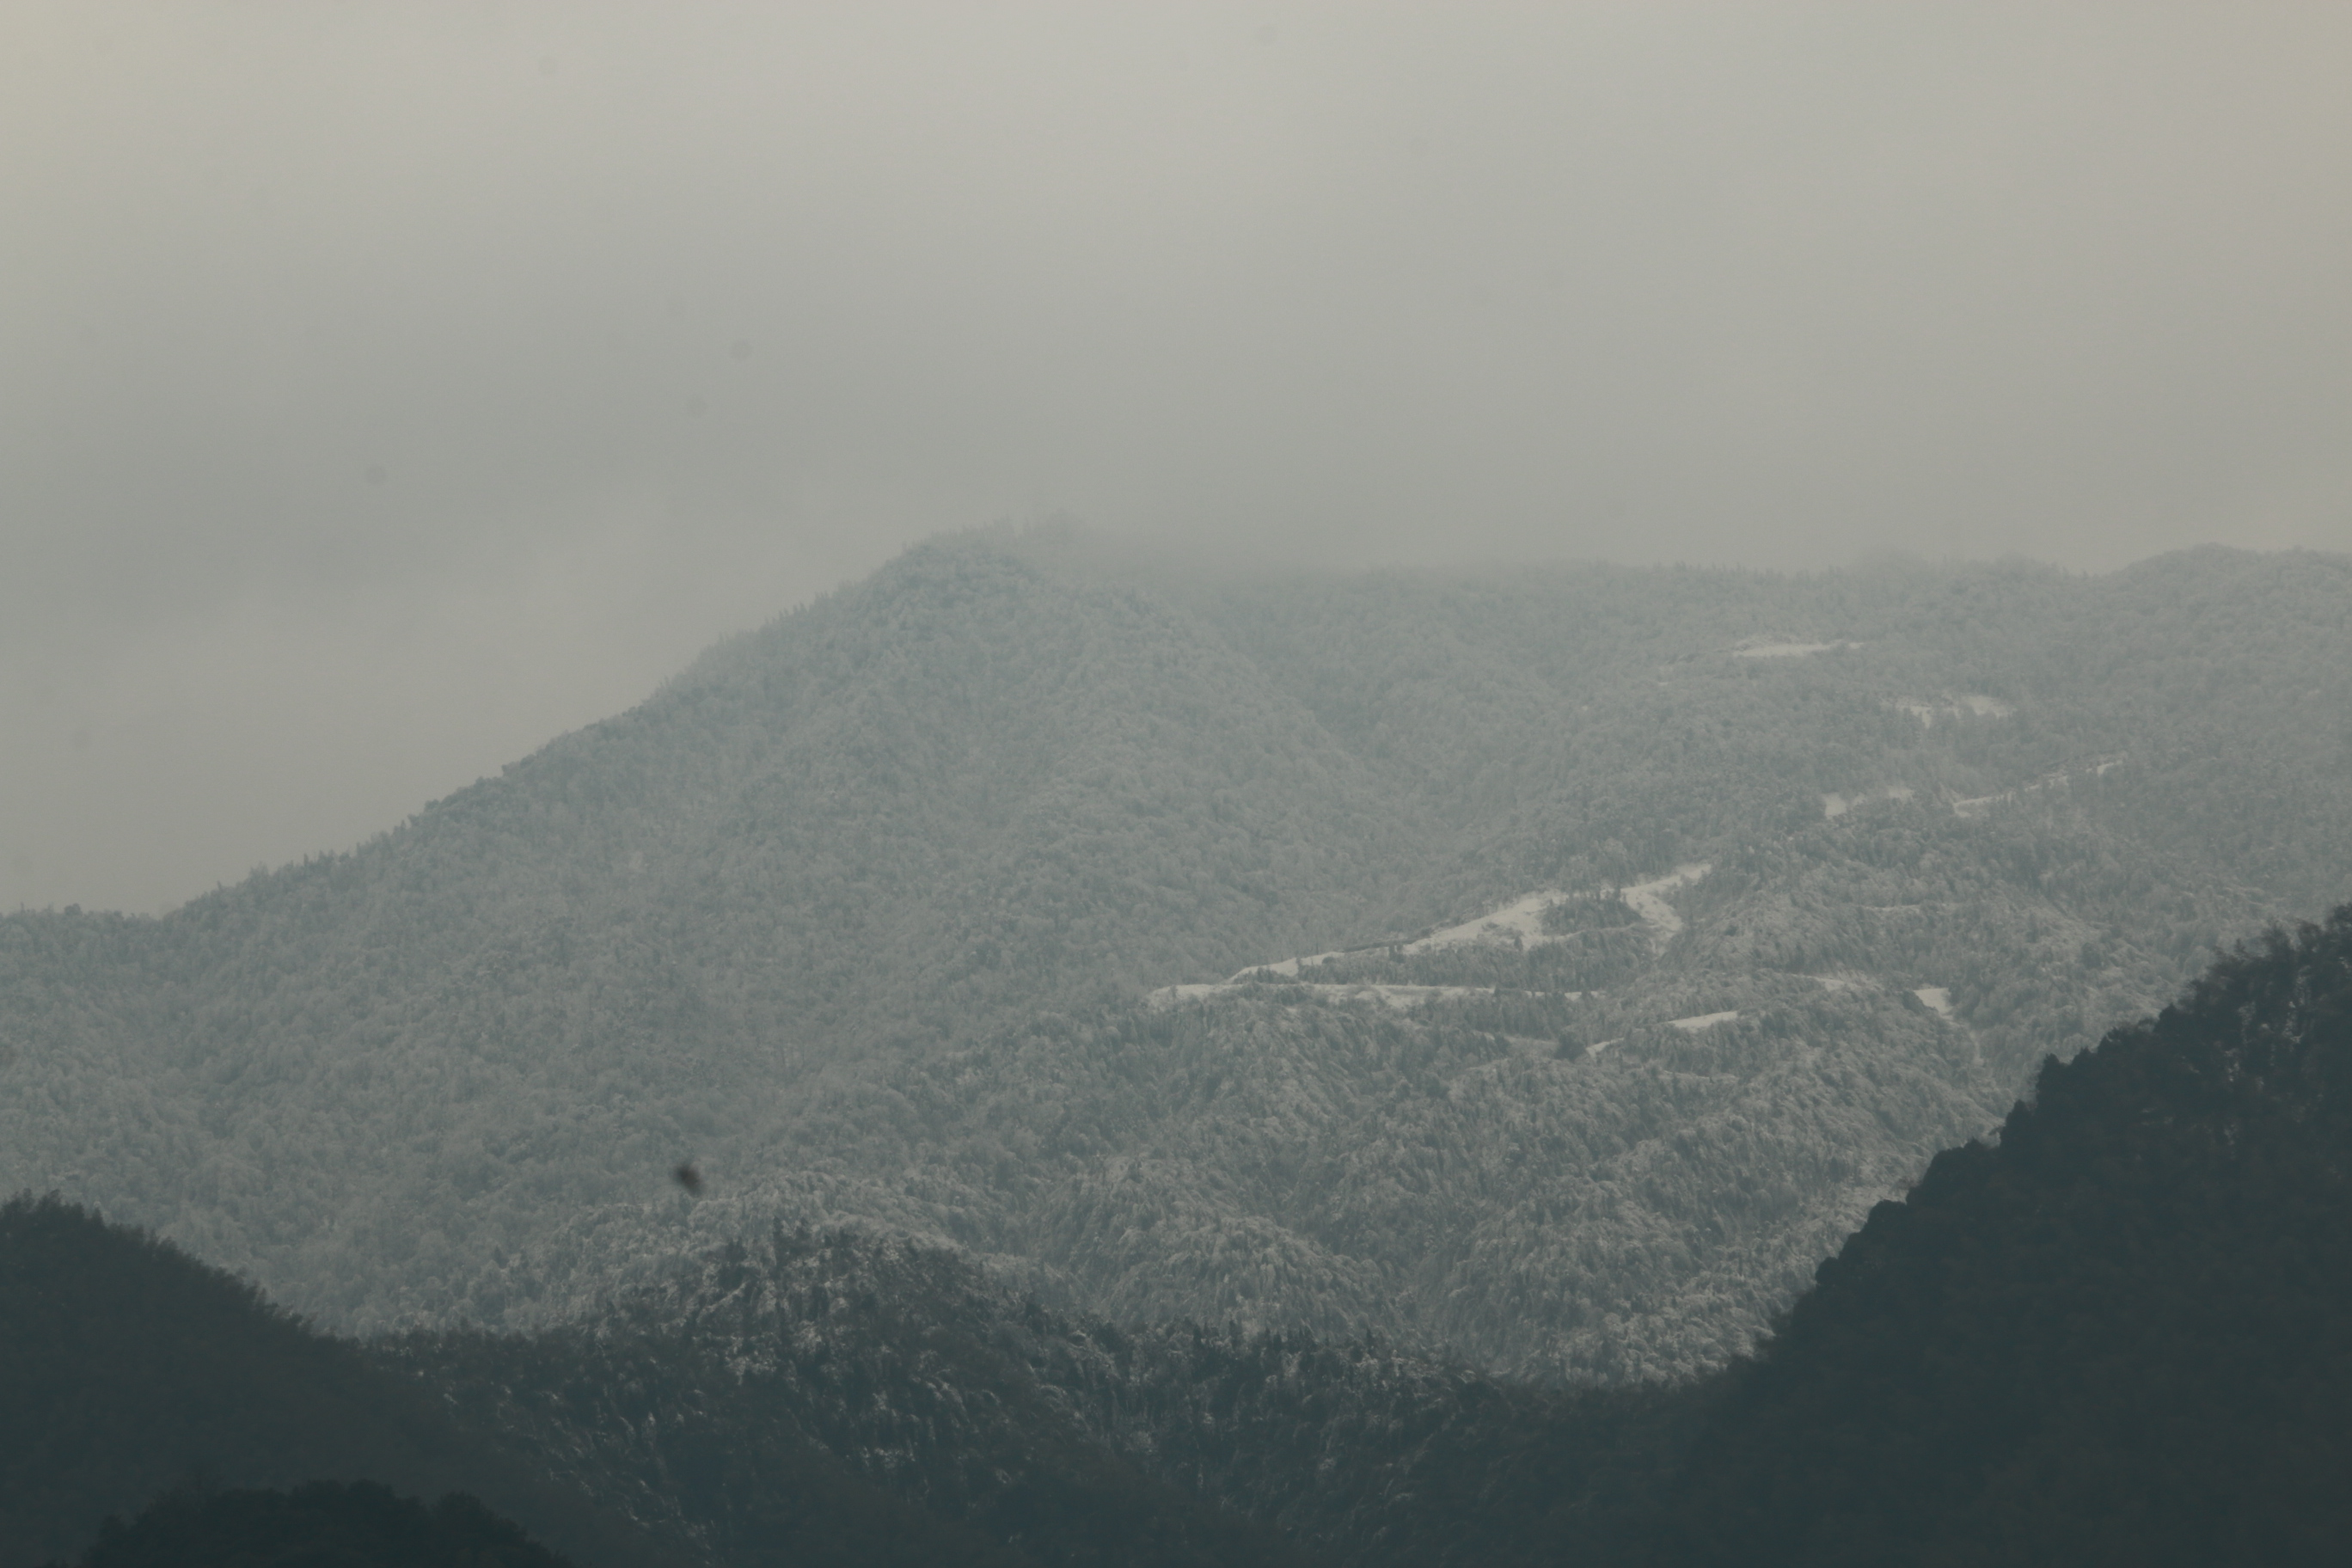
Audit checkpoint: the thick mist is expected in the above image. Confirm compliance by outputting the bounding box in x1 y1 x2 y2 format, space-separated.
7 3 2350 912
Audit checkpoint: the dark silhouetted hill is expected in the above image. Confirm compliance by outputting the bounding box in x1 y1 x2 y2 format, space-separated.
0 1193 681 1568
0 1194 1053 1568
5 1195 1338 1568
1656 905 2352 1566
46 1481 568 1568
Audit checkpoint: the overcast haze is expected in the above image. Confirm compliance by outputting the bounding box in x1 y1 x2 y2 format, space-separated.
6 3 2350 915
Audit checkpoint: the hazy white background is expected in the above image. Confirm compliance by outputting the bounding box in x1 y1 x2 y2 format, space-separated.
6 3 2350 913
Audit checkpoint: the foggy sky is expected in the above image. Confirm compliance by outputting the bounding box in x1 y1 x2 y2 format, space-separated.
7 2 2351 915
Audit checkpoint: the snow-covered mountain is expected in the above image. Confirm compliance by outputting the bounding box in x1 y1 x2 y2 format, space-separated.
5 533 2349 1376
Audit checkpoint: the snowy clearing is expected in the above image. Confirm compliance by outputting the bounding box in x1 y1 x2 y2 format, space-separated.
1239 950 1357 978
1227 862 1712 981
1806 973 1871 993
1147 981 1570 1012
1401 889 1573 955
1822 785 1915 818
1406 864 1713 958
1952 755 2126 818
1894 695 2014 726
1913 986 1955 1020
1667 1010 1740 1032
1620 863 1712 951
1732 639 1860 659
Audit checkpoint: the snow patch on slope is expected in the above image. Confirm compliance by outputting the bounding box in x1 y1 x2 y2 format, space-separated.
1400 889 1570 955
1619 862 1712 952
1952 755 2126 818
1146 981 1542 1012
1732 639 1860 659
1224 862 1713 983
1895 695 2013 726
1822 785 1914 818
1242 949 1356 979
1806 973 1872 993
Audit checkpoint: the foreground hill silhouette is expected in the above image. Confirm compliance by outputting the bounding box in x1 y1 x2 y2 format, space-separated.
46 1482 569 1568
5 533 2350 1375
0 1194 1085 1568
1657 905 2352 1566
0 1194 678 1568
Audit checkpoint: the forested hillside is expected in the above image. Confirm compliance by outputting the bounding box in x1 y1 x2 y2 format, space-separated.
388 1222 1683 1568
0 1194 670 1568
46 1482 574 1568
1655 905 2352 1566
3 534 2348 1375
1 1194 1292 1568
22 913 2350 1567
398 906 2352 1567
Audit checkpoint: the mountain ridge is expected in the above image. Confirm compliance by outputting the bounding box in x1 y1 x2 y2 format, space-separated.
4 535 2348 1373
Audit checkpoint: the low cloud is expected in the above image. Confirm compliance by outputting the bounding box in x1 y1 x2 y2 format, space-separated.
6 2 2350 910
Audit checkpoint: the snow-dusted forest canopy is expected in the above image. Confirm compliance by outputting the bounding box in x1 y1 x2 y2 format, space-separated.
23 911 2352 1568
4 534 2349 1378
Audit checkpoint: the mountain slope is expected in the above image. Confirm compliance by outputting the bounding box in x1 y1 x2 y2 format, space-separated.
4 535 2349 1372
388 1222 1686 1568
27 910 2350 1568
412 899 2352 1568
0 540 1423 1328
3 1193 1274 1568
1658 905 2352 1566
0 1194 676 1568
50 1482 574 1568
